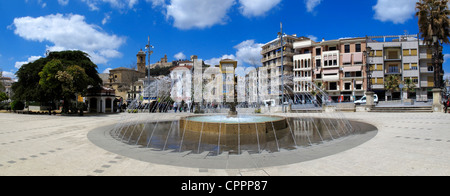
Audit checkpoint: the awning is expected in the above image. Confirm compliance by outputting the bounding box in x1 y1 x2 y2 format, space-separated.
353 52 363 63
355 80 363 84
322 69 339 74
343 66 362 72
342 53 352 64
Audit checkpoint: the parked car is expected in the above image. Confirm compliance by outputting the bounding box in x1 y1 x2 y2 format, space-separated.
354 94 378 104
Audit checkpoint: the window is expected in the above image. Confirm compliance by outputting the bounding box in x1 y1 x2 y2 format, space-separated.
428 66 434 71
403 49 410 56
411 49 417 56
388 65 399 73
316 48 321 55
345 45 350 53
355 44 361 52
329 82 338 90
404 63 410 70
411 63 418 70
316 59 321 67
387 51 399 59
316 74 322 79
345 72 351 77
356 71 362 77
345 83 351 90
376 50 383 57
356 84 363 90
329 46 337 51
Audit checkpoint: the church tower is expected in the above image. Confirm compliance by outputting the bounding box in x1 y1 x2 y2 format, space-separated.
137 49 146 74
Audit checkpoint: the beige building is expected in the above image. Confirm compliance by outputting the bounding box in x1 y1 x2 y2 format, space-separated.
151 54 174 69
261 34 302 103
291 37 367 102
367 34 433 101
104 50 146 101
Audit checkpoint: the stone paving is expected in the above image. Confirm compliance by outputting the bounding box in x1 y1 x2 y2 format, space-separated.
1 112 450 176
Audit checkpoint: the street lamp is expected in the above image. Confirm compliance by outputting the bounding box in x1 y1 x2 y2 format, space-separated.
145 36 154 113
364 46 373 92
278 22 285 113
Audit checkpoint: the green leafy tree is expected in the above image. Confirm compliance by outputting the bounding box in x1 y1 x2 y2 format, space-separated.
416 0 450 45
402 78 416 99
416 0 450 88
13 51 102 112
0 92 8 102
385 75 401 100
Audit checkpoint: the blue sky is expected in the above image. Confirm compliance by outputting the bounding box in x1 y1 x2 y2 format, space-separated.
1 0 449 79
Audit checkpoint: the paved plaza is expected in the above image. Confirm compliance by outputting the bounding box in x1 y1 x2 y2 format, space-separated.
1 112 450 176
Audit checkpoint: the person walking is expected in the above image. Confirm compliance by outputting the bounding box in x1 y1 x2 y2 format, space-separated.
445 98 450 114
173 102 178 113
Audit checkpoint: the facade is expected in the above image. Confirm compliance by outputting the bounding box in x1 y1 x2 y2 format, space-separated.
292 37 367 102
86 86 117 113
104 50 146 101
220 59 238 101
0 77 14 101
151 54 174 69
366 34 432 101
261 34 302 103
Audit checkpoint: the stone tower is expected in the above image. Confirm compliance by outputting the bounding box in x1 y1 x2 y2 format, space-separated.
137 49 146 74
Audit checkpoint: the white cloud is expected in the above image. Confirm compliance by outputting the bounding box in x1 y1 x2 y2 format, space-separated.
14 56 42 69
12 14 125 65
205 40 263 67
238 0 281 17
1 71 16 79
305 0 321 13
81 0 139 10
373 0 416 24
174 52 186 60
146 0 166 8
166 0 235 30
103 67 113 73
234 40 263 66
307 35 318 42
58 0 69 6
205 54 236 66
102 13 111 25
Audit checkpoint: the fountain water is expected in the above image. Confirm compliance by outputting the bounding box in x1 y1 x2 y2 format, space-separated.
110 74 371 158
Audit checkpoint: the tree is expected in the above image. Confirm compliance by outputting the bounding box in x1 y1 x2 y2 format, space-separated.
13 51 102 112
416 0 450 45
385 75 401 100
402 78 416 99
416 0 450 88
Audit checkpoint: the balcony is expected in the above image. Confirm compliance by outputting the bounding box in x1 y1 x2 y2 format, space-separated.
261 43 293 55
293 40 313 49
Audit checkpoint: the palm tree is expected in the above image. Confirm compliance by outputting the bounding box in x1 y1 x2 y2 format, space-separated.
416 0 450 88
385 75 400 101
402 78 416 99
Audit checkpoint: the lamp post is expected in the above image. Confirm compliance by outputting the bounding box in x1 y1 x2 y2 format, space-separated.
364 46 373 92
145 36 154 113
278 22 285 113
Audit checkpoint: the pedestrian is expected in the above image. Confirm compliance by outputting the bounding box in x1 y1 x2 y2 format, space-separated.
173 102 178 113
445 98 450 114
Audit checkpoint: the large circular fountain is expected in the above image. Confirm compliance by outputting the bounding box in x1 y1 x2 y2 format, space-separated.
88 76 378 169
180 115 287 135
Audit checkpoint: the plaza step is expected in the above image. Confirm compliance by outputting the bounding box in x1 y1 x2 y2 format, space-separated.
369 106 433 113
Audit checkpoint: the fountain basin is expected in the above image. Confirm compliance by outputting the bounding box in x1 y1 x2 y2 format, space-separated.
179 115 287 135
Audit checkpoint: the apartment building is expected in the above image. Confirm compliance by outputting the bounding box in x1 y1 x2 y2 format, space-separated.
292 37 367 102
261 34 303 103
366 34 433 101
